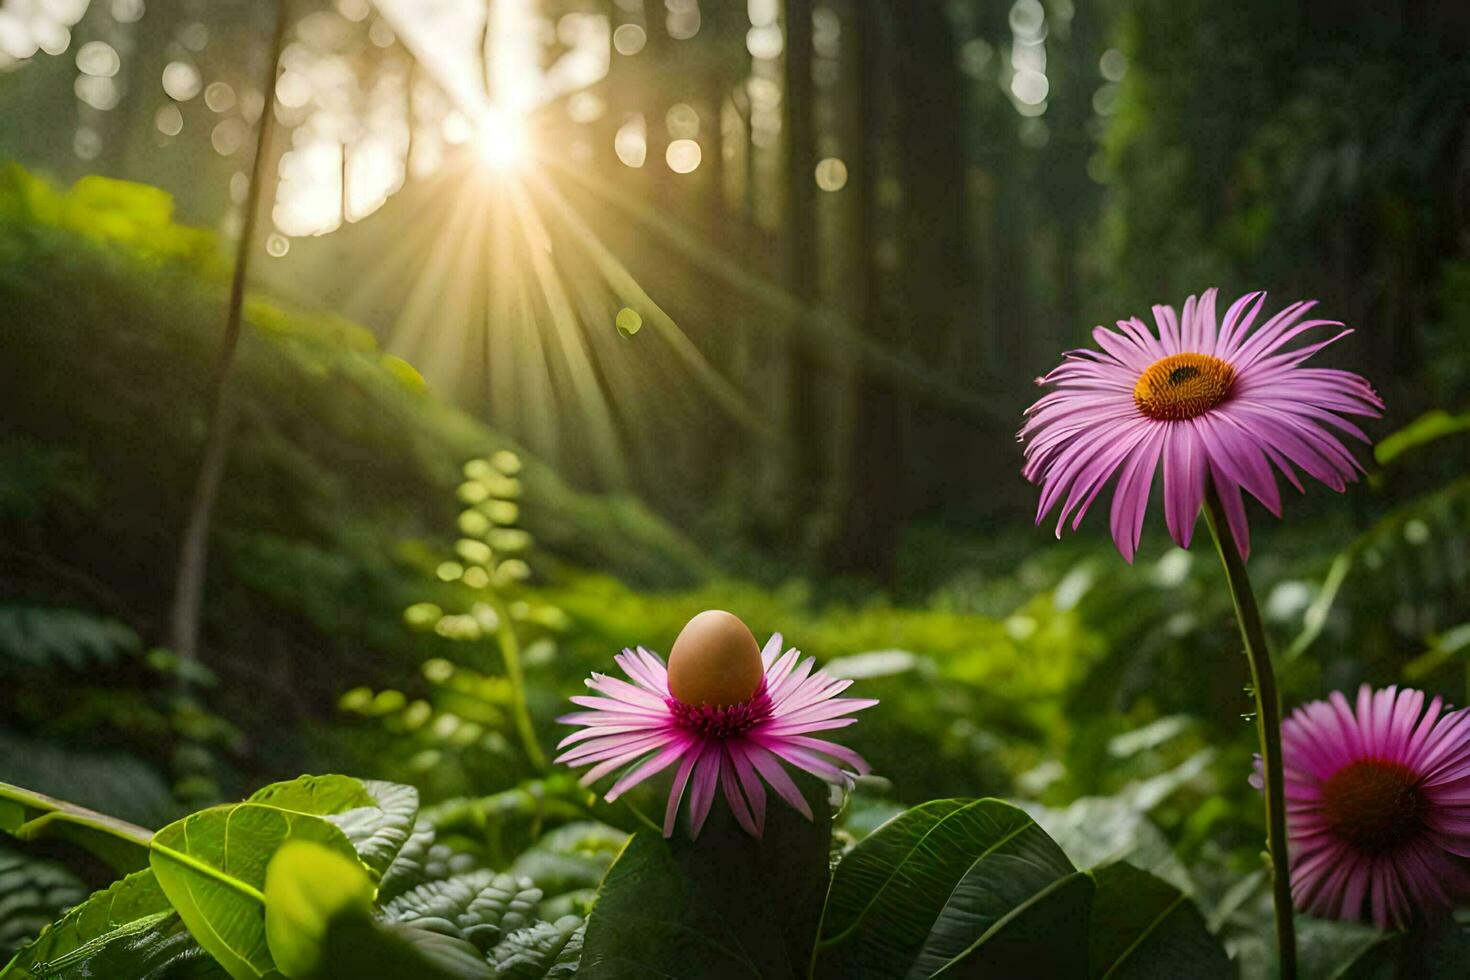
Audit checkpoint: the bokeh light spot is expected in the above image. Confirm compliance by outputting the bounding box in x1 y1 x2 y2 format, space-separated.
815 157 848 192
205 81 236 112
155 103 183 136
665 138 702 173
161 61 201 101
613 23 646 56
76 41 119 77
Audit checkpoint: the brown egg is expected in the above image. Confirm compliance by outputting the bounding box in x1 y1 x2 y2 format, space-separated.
666 610 763 707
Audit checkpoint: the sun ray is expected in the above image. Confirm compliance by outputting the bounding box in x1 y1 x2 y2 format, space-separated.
386 176 489 383
345 163 471 317
524 170 774 440
508 181 629 486
540 157 1006 424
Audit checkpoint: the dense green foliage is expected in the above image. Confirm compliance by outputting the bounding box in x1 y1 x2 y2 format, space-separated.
2 771 1241 979
2 160 1469 975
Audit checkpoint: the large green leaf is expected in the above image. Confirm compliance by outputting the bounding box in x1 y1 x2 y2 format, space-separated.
245 775 376 816
816 798 1077 979
0 780 152 874
579 776 832 978
930 871 1095 978
0 868 217 979
246 775 419 881
907 836 1084 977
262 841 375 978
148 802 366 980
1086 863 1229 979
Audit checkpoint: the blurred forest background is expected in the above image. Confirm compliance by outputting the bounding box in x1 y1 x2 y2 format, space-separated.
1 0 1469 968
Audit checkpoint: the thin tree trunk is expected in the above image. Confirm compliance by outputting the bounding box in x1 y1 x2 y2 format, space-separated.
829 0 903 578
782 0 822 544
166 0 288 661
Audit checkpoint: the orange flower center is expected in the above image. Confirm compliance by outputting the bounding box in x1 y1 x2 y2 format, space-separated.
1132 353 1236 421
1321 758 1427 854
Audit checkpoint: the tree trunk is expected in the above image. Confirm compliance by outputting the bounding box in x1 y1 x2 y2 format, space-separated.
166 0 288 663
828 0 904 578
781 0 823 547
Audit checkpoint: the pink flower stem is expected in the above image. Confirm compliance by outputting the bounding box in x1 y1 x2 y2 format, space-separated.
1204 483 1296 980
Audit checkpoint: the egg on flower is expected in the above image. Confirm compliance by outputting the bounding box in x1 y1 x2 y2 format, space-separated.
666 609 763 707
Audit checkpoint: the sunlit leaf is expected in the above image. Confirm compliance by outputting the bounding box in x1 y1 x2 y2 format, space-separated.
262 841 375 979
246 774 376 816
148 803 366 980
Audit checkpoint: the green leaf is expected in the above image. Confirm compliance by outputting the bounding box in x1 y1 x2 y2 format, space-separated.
908 829 1083 977
311 920 491 980
579 776 832 978
375 819 440 903
325 781 419 880
245 775 377 816
1296 917 1470 979
381 870 541 951
816 798 1077 979
245 774 419 881
0 847 88 959
0 869 190 979
1086 863 1230 979
509 822 627 902
1375 409 1470 466
149 802 366 980
0 735 174 830
0 605 139 672
4 915 217 979
1294 917 1396 980
263 841 374 979
488 917 583 979
930 871 1095 978
0 781 152 874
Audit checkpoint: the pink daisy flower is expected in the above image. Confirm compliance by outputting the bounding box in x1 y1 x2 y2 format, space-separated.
1255 685 1470 928
1020 288 1383 561
554 611 876 839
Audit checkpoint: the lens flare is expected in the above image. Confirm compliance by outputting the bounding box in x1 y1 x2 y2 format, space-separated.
474 106 531 173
